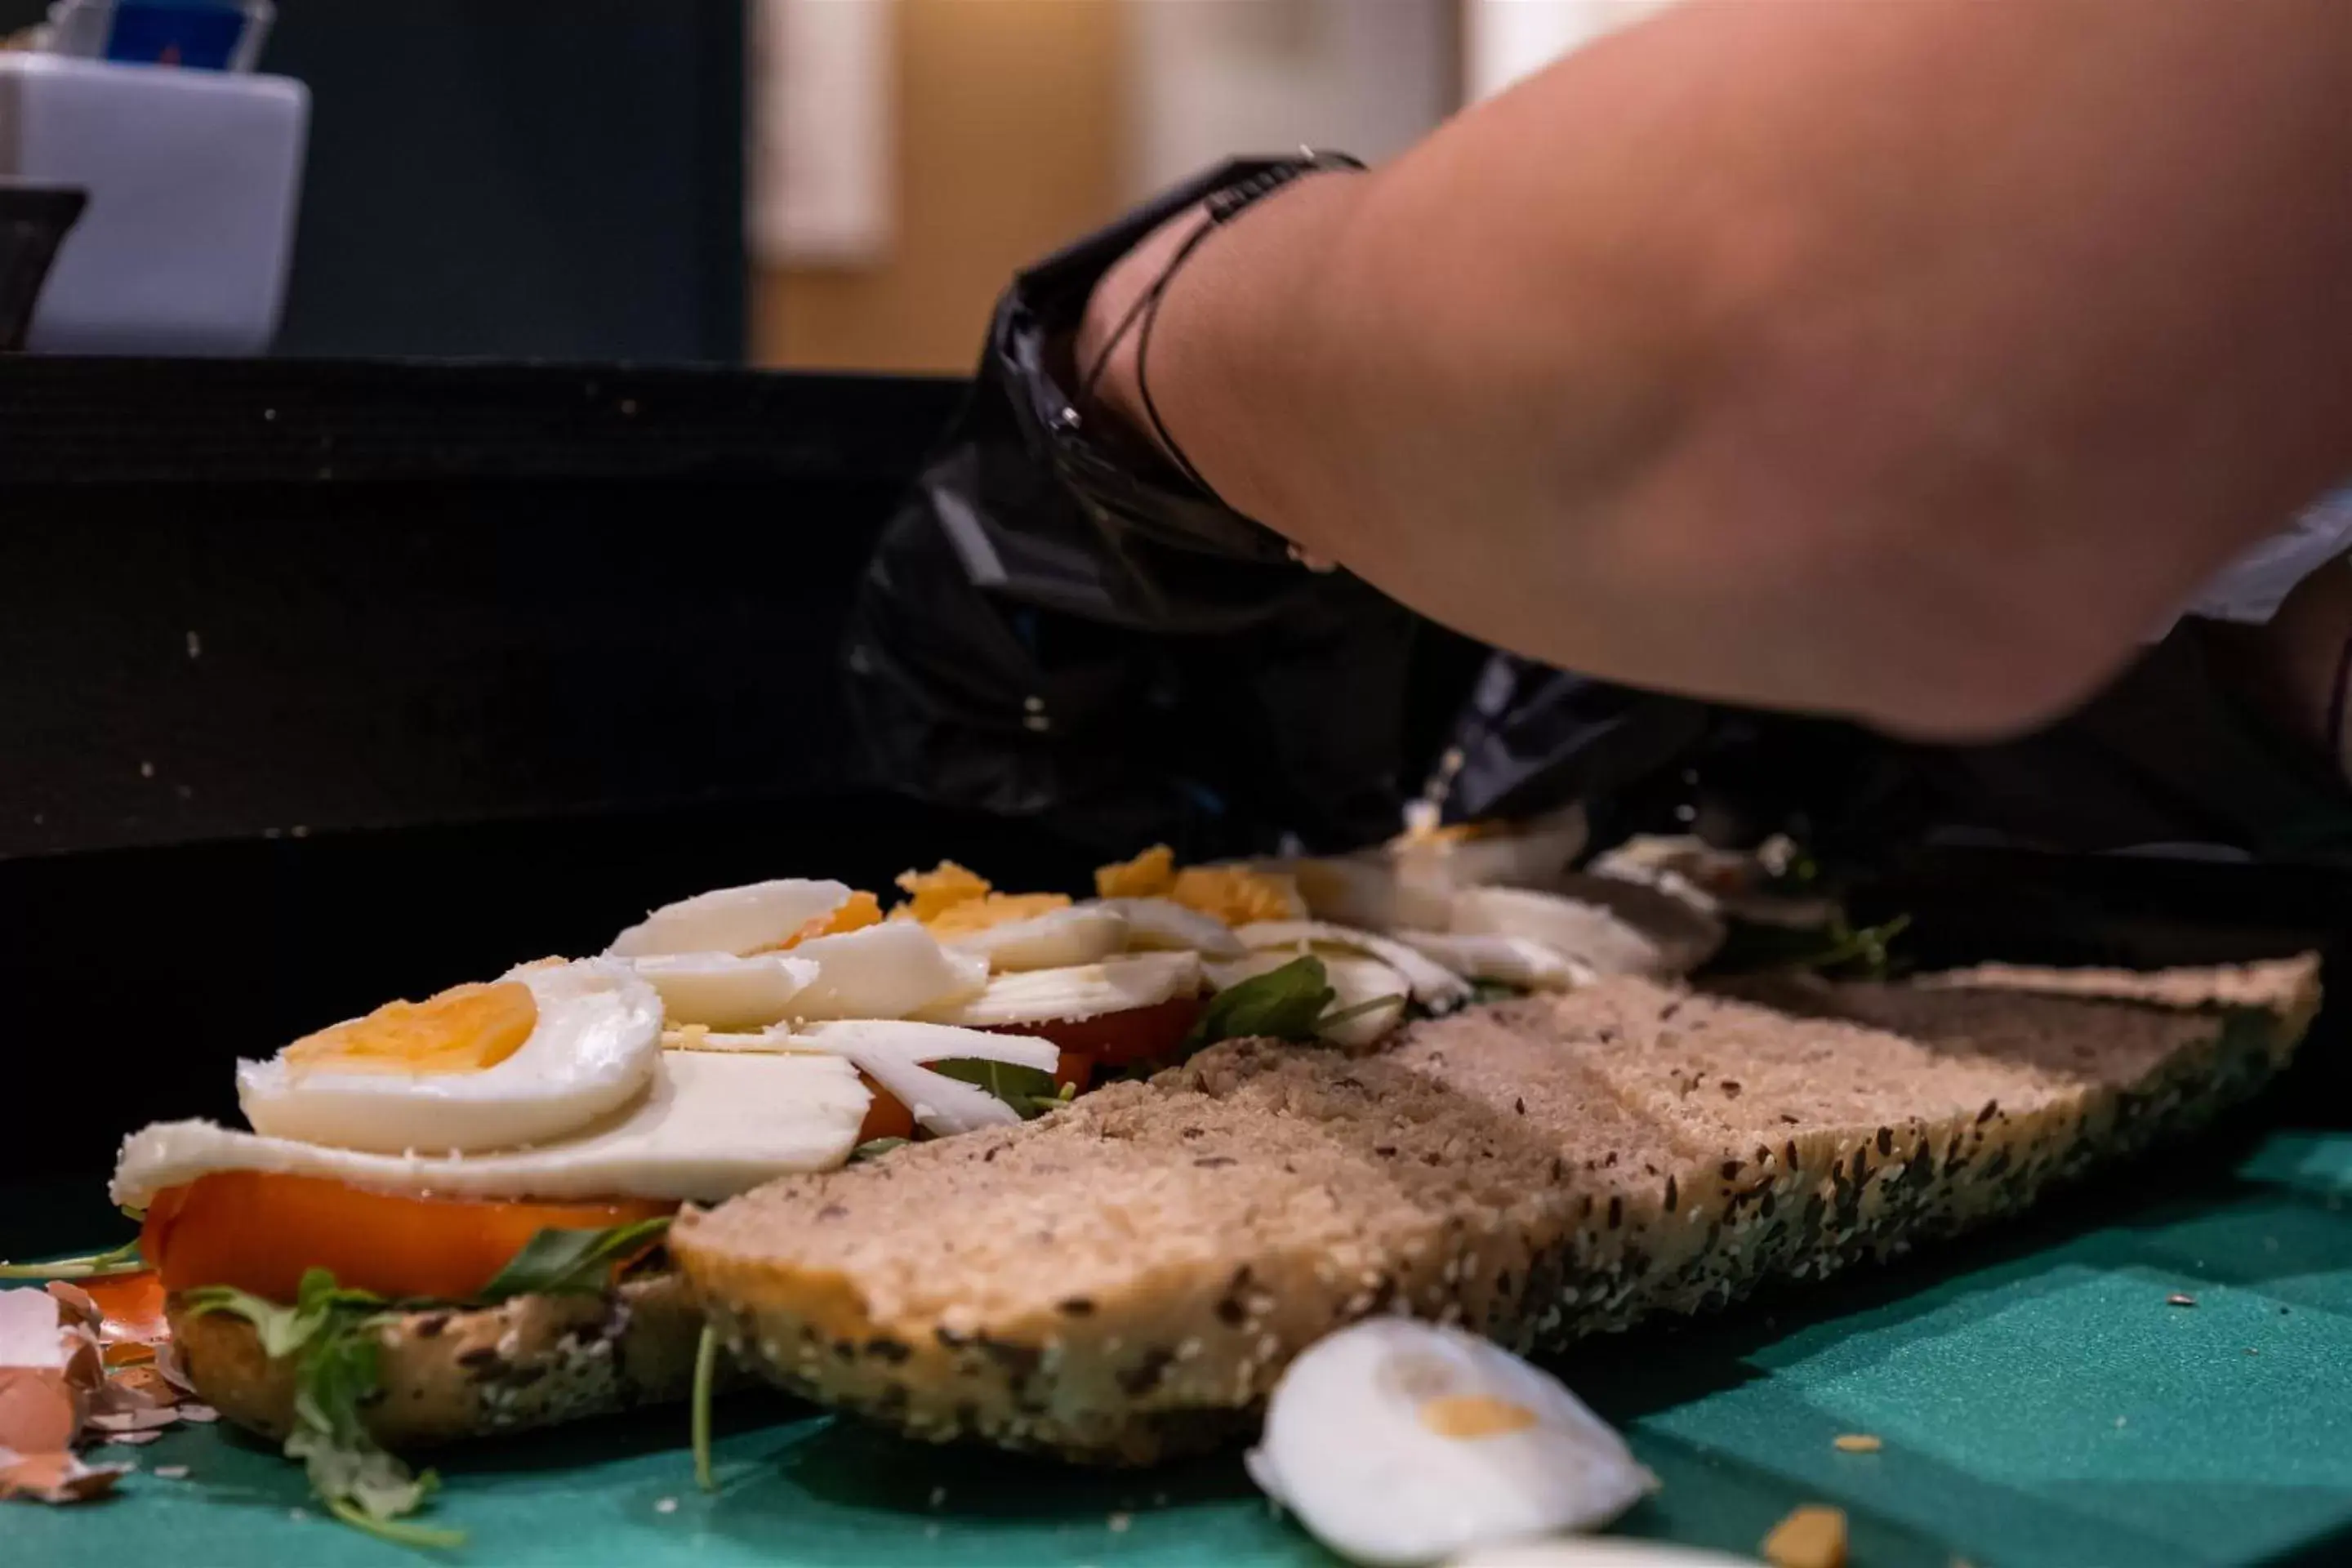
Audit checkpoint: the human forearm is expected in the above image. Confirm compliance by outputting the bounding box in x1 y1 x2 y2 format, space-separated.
1081 0 2352 737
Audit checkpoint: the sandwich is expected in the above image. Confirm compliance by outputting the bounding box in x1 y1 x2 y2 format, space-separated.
101 854 1409 1539
674 954 2321 1465
96 829 2323 1543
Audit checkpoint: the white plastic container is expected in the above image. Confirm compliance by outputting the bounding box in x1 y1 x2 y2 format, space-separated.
0 52 306 355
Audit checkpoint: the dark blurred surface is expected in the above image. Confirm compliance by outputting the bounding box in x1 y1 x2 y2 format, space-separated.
0 0 746 361
1 359 978 1178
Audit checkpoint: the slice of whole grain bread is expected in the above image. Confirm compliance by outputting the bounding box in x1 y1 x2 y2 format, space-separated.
673 958 2320 1465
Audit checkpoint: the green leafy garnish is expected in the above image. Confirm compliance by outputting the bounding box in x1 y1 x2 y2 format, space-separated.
476 1216 670 1301
1793 912 1913 980
1466 978 1527 1006
929 1058 1063 1120
0 1234 142 1281
691 1322 720 1494
850 1136 909 1161
1185 956 1336 1049
183 1267 456 1548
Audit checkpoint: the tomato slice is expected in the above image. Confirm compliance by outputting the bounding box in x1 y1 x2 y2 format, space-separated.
140 1171 675 1305
856 1071 916 1143
980 995 1203 1069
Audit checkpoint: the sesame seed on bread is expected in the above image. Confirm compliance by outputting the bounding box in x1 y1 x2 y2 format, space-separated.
674 957 2320 1465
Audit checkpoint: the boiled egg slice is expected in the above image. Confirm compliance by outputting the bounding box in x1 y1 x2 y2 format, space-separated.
629 951 818 1029
1275 853 1459 933
606 878 854 958
785 921 990 1020
942 904 1129 973
234 958 662 1156
1248 1319 1654 1568
121 1049 867 1207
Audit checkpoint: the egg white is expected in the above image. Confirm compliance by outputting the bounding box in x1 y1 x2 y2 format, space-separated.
605 878 853 958
942 905 1129 973
1248 1320 1654 1568
630 951 817 1028
234 958 663 1157
118 1049 868 1208
1448 882 1721 981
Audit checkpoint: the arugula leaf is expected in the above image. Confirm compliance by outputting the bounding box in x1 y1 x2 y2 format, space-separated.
850 1137 908 1162
182 1267 455 1548
691 1321 720 1494
1794 912 1912 980
476 1217 671 1302
1186 956 1336 1050
1467 978 1526 1006
929 1058 1062 1120
0 1232 143 1281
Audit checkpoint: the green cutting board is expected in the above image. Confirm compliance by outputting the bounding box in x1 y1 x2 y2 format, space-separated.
13 1128 2352 1568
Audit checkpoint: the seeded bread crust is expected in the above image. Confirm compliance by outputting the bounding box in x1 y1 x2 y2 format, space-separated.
167 1271 715 1448
675 957 2321 1465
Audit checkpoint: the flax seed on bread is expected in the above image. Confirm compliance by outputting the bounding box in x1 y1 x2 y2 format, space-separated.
673 957 2320 1465
167 1272 716 1448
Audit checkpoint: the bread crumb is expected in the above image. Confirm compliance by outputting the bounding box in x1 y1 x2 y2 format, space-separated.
654 1496 679 1515
1832 1433 1882 1453
2167 1293 2198 1307
1107 1512 1133 1534
151 1465 189 1480
1762 1503 1848 1568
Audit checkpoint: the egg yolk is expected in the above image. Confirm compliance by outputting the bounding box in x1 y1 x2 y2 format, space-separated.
282 980 537 1076
890 861 1072 936
1419 1393 1540 1439
771 889 884 949
893 860 994 922
1167 865 1298 927
1094 844 1175 900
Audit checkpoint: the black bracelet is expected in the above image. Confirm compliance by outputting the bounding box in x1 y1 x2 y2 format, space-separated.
1078 151 1364 516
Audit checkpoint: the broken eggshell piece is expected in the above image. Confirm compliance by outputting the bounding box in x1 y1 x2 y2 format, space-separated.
1249 1319 1654 1568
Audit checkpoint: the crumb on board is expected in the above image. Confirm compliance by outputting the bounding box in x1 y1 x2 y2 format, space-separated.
1107 1512 1133 1534
653 1496 679 1515
152 1464 189 1480
1833 1432 1882 1453
1763 1503 1849 1568
2167 1293 2198 1307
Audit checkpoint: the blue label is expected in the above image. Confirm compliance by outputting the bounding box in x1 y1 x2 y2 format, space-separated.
104 2 250 70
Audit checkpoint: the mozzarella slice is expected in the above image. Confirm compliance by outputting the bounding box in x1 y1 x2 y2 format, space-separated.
605 879 852 958
1276 855 1458 933
1093 898 1245 960
1448 879 1722 980
117 1051 869 1207
943 905 1129 973
913 951 1204 1028
630 951 817 1029
1388 932 1589 993
676 1018 1058 1138
1236 921 1472 1011
234 958 662 1157
786 921 990 1020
